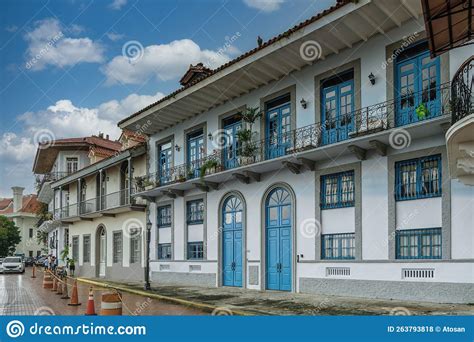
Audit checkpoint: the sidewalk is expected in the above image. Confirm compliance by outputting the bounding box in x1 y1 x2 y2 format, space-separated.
77 278 474 316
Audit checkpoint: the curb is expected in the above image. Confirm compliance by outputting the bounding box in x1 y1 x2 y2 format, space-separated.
76 277 254 316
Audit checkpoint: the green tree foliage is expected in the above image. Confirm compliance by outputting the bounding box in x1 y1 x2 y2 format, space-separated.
0 215 21 257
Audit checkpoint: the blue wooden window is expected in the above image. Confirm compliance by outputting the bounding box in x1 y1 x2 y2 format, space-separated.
187 242 204 260
320 171 354 209
396 228 442 259
157 205 172 228
321 233 355 259
187 199 204 224
187 130 204 179
158 142 172 184
395 43 441 126
158 243 172 260
395 154 441 201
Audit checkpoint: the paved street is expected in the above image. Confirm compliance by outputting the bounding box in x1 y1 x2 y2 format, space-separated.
0 269 207 316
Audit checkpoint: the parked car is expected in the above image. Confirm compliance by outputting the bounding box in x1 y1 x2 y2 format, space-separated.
35 256 46 266
25 257 35 267
0 258 4 274
2 257 25 273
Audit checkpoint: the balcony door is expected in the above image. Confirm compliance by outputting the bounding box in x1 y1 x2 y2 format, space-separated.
158 142 172 184
266 94 291 160
223 115 242 169
187 130 204 179
321 73 354 145
395 45 440 126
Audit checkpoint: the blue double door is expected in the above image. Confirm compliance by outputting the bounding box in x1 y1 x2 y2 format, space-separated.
223 118 242 169
266 102 291 159
321 80 354 145
396 50 440 126
222 196 243 287
187 131 204 179
265 188 292 291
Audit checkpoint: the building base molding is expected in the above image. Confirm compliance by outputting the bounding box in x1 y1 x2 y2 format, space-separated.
151 271 216 287
299 277 474 304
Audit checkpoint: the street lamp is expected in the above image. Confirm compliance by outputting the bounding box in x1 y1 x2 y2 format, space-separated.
144 218 152 290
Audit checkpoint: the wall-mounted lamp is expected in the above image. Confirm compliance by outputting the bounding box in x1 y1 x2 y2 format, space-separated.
300 98 308 109
207 132 213 140
174 144 181 152
368 72 376 85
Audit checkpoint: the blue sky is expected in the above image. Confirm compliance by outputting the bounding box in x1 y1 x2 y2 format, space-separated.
0 0 335 197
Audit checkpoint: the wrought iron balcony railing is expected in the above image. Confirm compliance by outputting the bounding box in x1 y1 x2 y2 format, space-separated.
35 171 76 191
451 56 473 124
53 188 134 219
134 82 452 192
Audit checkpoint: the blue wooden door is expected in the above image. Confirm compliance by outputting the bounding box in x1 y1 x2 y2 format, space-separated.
222 196 243 287
223 121 241 169
265 188 292 291
158 142 172 184
266 103 291 159
396 51 440 126
187 132 204 179
322 80 354 145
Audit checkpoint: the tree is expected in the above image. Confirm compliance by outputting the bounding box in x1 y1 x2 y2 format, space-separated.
0 215 21 257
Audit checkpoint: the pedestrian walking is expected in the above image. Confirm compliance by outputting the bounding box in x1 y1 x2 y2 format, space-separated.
69 258 75 276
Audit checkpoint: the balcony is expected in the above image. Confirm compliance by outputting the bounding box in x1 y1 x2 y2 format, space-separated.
135 83 452 197
54 189 146 223
446 57 474 186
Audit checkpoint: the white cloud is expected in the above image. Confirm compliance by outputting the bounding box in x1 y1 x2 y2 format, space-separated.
243 0 285 12
5 25 18 33
106 32 125 41
103 39 230 85
0 91 164 196
109 0 127 10
24 18 104 70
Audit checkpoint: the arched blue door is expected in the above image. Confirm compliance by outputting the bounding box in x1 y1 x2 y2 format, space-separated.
222 195 243 287
265 187 292 291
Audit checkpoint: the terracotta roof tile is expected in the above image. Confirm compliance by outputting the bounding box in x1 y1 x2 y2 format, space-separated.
0 195 40 215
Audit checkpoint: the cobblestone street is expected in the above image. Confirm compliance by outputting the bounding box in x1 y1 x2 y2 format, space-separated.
0 269 207 316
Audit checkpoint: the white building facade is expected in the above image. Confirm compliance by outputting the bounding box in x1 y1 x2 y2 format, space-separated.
115 0 473 303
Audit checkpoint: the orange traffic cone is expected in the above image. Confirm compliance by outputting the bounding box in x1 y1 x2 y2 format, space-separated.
31 265 36 278
61 280 70 300
68 280 81 306
85 287 97 315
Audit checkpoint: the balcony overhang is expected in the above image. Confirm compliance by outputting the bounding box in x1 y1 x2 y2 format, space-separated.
60 203 147 223
446 113 474 185
37 182 53 204
119 0 422 135
422 0 474 57
135 116 450 199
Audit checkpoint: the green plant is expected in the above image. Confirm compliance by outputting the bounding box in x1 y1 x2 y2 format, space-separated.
416 103 430 120
143 179 156 188
241 106 262 125
60 246 69 262
134 176 145 190
200 159 219 179
236 129 252 142
0 215 21 257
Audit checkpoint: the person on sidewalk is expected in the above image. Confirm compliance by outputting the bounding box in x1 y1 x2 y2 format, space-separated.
69 258 75 276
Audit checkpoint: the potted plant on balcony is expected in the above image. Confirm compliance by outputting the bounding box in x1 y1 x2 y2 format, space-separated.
143 179 156 190
200 156 220 180
416 103 430 120
237 106 261 165
134 176 145 192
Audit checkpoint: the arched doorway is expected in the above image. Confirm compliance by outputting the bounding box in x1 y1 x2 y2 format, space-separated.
265 186 293 291
221 194 244 287
96 225 106 278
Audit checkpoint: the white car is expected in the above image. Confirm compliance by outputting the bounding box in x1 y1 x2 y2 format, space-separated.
0 258 3 273
1 257 25 274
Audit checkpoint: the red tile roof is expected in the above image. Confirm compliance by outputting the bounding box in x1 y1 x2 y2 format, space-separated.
118 0 351 127
0 194 41 215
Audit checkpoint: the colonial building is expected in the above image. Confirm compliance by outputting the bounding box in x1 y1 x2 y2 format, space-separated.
116 0 473 303
0 187 42 257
